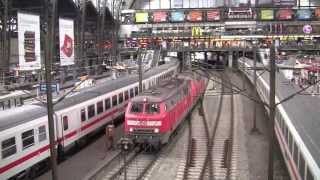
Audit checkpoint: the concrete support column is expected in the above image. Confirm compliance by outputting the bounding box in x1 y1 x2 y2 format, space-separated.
228 51 233 68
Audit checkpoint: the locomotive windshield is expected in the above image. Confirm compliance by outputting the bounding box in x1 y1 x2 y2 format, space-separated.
145 103 160 114
130 102 160 114
130 103 143 113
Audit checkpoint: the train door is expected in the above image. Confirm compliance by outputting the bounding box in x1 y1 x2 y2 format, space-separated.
60 110 80 148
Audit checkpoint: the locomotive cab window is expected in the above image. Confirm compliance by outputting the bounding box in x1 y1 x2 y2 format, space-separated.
1 137 17 159
131 103 143 113
145 103 160 114
22 129 35 150
112 95 118 106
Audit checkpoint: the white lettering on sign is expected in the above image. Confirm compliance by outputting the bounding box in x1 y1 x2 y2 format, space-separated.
127 120 162 126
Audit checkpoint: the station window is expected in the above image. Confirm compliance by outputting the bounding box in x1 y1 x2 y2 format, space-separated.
63 116 69 130
105 98 111 110
38 125 47 142
97 101 103 114
130 88 134 98
112 95 118 107
125 91 129 101
119 93 124 104
135 87 139 96
88 105 95 119
81 109 86 122
22 129 35 150
1 137 16 159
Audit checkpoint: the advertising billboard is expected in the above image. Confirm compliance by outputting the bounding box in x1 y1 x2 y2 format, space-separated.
260 9 274 20
227 8 254 19
153 11 168 23
135 12 149 23
187 11 203 22
17 12 41 71
171 11 185 22
207 10 220 21
296 9 312 20
59 18 75 66
315 8 320 19
276 9 293 20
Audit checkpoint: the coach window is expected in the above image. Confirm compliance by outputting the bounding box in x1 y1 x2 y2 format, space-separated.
130 88 134 98
63 116 69 130
105 98 111 110
97 101 103 114
293 142 299 166
88 105 95 119
81 109 86 122
307 166 314 180
125 91 129 101
112 95 118 107
135 87 139 96
22 129 35 150
1 137 16 159
299 153 305 179
119 93 124 104
38 125 47 142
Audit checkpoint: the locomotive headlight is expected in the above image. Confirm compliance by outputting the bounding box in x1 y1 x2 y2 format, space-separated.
154 128 159 133
129 128 133 132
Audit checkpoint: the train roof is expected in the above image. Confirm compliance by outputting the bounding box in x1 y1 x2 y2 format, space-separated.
0 61 177 132
131 77 187 103
244 59 320 167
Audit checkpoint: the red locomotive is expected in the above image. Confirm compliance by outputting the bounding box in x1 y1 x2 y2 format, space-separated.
124 72 207 148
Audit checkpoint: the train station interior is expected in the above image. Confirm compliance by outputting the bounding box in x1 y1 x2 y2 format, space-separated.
1 0 320 180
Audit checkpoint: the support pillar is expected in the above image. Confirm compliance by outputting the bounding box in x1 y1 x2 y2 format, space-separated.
228 51 233 68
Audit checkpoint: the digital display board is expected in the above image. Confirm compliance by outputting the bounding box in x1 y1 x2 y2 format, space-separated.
187 11 203 22
171 11 185 22
135 12 149 23
276 9 293 20
207 10 220 21
260 9 274 20
227 8 254 19
153 12 168 22
296 9 312 20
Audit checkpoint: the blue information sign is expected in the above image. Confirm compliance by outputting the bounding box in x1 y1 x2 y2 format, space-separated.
39 83 60 92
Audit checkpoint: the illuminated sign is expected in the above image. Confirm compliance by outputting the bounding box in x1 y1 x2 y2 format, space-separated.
227 8 253 19
296 9 312 20
153 11 168 23
187 11 203 22
207 10 220 21
135 12 149 23
192 27 203 37
260 9 274 20
276 9 293 20
171 11 185 22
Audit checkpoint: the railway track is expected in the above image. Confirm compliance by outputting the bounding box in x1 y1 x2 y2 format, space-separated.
207 70 235 180
87 146 159 180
